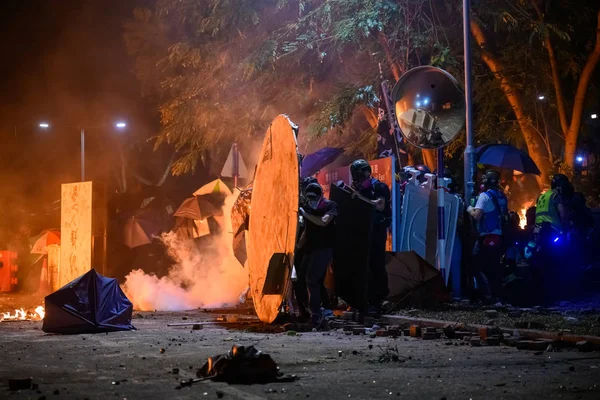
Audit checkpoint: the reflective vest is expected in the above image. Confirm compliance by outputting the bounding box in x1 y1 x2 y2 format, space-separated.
535 190 561 230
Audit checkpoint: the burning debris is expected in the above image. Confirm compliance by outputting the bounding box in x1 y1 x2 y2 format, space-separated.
0 306 45 322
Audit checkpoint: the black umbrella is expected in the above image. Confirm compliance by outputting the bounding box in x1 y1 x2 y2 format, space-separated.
122 208 164 249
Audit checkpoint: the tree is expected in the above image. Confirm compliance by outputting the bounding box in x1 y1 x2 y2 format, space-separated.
125 0 455 173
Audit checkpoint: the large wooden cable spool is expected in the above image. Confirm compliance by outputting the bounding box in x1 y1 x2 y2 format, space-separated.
247 115 300 323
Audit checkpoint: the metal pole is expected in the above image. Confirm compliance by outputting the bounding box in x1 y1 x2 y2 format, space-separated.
436 148 447 281
462 0 476 204
81 128 85 181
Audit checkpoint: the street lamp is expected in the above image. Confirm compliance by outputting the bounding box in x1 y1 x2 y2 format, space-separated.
38 120 129 182
537 95 545 101
592 113 598 119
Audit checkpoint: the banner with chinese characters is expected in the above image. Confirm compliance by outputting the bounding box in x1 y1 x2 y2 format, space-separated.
315 157 396 251
60 182 93 287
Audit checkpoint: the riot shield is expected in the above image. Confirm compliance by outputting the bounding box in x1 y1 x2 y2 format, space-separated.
330 184 374 312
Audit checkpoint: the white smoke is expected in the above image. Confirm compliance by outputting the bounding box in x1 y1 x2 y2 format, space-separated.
123 193 248 311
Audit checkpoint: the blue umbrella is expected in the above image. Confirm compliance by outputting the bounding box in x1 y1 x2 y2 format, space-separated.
476 144 541 175
301 147 344 177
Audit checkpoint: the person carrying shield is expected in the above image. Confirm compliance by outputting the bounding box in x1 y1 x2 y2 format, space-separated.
349 159 392 314
297 182 337 330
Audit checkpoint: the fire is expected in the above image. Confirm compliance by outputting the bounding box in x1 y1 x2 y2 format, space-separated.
519 207 527 229
517 201 534 229
0 306 45 322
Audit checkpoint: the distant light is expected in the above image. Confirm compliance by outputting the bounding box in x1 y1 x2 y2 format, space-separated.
537 95 545 100
592 113 598 119
423 98 429 105
115 122 127 129
416 101 421 108
39 123 50 129
553 237 560 243
416 94 420 98
576 156 584 163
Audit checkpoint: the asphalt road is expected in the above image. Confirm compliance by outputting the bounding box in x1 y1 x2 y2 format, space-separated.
1 310 600 400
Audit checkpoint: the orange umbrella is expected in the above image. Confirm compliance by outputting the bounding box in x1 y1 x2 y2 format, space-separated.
30 230 61 254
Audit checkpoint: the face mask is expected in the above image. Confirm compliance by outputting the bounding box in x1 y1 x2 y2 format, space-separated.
307 200 319 209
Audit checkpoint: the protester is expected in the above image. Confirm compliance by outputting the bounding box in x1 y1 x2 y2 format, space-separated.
297 182 337 329
349 159 391 314
534 173 573 236
467 170 509 302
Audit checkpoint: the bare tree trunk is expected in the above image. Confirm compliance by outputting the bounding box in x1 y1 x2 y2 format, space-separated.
530 0 569 136
422 148 436 171
377 31 402 81
156 151 177 187
564 11 600 169
471 20 551 187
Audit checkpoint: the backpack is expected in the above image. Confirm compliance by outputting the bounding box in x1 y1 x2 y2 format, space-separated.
482 190 509 234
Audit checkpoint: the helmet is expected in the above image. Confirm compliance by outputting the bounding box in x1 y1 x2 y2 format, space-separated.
551 173 573 197
482 170 500 189
551 173 569 190
350 159 371 182
415 164 431 174
304 182 323 197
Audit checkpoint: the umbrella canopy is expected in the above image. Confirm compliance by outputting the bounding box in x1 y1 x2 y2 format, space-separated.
193 179 233 197
477 144 541 175
301 147 345 177
30 230 61 254
174 196 222 220
42 269 135 334
172 216 211 239
122 208 164 249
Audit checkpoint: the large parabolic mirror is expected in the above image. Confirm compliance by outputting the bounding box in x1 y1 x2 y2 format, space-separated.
391 66 465 150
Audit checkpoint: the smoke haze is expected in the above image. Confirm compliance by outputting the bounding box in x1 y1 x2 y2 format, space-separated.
123 193 248 311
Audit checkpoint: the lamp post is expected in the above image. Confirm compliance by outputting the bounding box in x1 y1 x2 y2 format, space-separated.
462 0 476 204
39 121 127 182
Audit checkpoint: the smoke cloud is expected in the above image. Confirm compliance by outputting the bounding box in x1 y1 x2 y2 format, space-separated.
123 193 248 311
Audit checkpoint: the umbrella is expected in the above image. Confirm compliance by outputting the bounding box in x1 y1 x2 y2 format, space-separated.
301 147 345 177
122 209 164 249
477 144 541 175
42 269 135 334
172 217 211 239
193 179 233 197
174 196 222 221
30 230 61 255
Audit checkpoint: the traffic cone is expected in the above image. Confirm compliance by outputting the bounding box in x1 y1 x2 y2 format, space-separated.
37 258 51 295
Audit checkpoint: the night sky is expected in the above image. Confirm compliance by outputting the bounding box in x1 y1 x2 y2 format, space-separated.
0 0 155 201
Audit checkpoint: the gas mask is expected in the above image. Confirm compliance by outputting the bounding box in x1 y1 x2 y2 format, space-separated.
352 171 371 190
306 195 321 210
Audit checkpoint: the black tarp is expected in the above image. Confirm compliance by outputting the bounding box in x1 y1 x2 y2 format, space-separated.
330 184 374 312
42 269 135 334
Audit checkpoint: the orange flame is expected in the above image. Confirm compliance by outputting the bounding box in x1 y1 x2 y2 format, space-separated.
0 306 45 322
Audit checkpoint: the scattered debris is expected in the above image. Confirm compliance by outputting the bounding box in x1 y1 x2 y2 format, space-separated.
160 348 166 354
196 345 297 384
8 377 32 391
577 341 594 353
377 346 408 364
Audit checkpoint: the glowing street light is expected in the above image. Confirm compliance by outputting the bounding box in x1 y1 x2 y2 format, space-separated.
576 156 584 163
592 113 598 119
537 95 545 100
37 119 130 181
